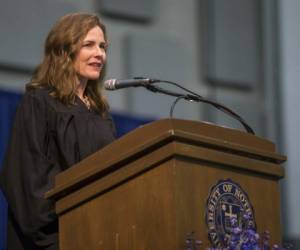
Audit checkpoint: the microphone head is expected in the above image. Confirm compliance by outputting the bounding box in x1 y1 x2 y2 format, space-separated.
104 79 116 90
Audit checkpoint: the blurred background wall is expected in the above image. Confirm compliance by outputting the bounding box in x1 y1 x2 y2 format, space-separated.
0 0 299 248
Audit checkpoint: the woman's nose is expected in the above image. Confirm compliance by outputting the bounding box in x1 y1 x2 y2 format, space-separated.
95 46 105 57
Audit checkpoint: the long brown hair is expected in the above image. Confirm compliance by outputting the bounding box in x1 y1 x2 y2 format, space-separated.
26 12 109 115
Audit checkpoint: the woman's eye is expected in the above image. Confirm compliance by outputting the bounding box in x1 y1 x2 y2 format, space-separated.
99 43 108 51
83 43 92 47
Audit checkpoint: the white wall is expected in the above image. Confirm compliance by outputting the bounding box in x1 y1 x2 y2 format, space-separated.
102 0 204 119
279 0 300 239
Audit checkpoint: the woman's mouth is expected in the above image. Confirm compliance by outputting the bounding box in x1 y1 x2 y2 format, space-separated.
89 62 102 69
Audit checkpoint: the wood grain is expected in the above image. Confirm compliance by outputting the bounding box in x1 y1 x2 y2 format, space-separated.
45 119 285 249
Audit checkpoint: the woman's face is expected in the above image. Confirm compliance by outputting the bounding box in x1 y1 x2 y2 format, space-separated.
73 26 107 83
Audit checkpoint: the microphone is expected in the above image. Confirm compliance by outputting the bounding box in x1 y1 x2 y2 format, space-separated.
104 78 158 90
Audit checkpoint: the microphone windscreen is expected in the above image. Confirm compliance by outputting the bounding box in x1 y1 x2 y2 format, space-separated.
104 79 116 90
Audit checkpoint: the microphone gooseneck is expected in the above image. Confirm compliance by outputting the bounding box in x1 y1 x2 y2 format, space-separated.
104 76 255 134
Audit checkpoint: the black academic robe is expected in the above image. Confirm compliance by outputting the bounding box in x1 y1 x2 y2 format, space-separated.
0 88 116 250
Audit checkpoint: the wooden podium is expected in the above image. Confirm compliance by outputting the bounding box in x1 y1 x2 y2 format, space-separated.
46 119 286 249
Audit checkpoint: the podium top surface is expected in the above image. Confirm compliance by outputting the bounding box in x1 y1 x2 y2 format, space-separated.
46 119 286 200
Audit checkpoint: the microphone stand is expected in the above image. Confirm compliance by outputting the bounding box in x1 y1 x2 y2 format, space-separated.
144 84 255 135
144 85 196 117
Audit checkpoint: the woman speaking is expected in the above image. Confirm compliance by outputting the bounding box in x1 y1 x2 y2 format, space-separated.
0 13 116 250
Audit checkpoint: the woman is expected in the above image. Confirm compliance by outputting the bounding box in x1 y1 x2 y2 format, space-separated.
0 13 116 250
